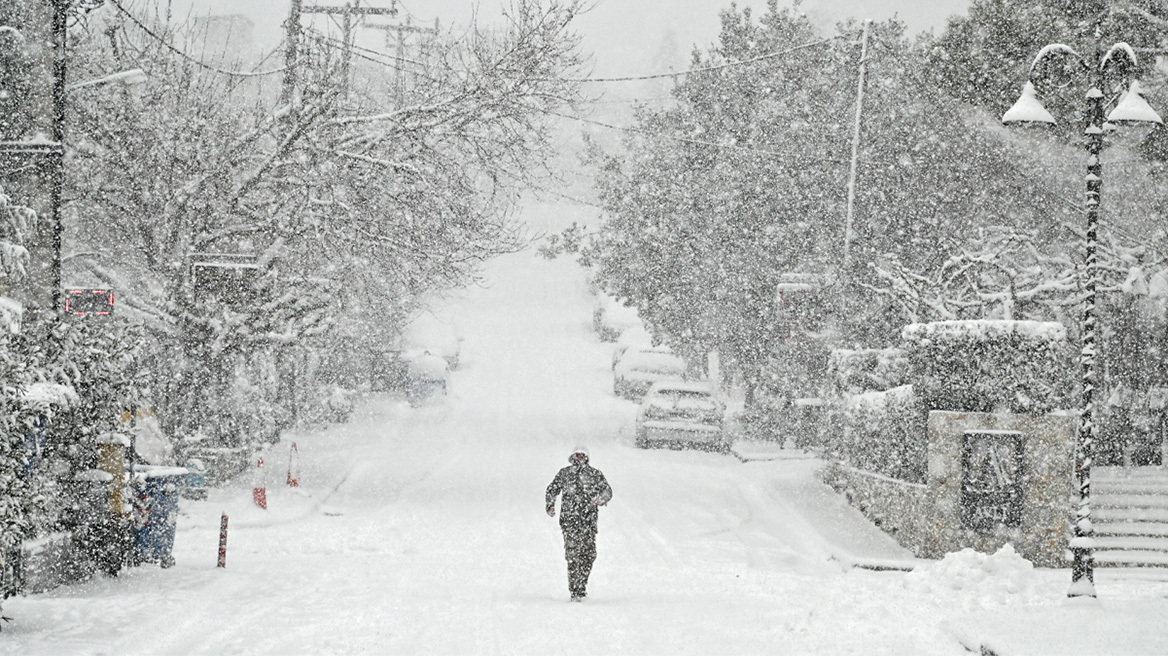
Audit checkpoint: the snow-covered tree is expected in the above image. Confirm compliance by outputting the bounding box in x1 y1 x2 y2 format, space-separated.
576 3 1065 398
62 1 585 449
0 188 42 612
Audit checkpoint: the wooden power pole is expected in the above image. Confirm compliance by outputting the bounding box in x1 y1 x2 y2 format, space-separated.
364 17 438 92
300 1 397 98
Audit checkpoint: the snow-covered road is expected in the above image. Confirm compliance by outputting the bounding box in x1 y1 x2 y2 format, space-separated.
8 215 1150 655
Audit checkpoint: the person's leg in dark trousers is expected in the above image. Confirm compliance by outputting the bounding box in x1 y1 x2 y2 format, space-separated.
563 529 597 598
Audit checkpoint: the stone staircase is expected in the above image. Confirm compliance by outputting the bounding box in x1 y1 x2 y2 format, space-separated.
1092 467 1168 568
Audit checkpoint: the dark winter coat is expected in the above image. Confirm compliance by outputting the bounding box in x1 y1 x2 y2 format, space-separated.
546 459 613 533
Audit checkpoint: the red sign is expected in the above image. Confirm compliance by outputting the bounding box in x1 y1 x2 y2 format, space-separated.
65 289 114 316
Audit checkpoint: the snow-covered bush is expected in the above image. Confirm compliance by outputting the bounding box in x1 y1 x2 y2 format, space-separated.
831 385 927 483
902 320 1072 415
13 311 147 580
828 347 908 394
819 347 918 479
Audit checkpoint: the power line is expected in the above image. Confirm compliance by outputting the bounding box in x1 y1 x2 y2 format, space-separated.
546 109 848 165
305 25 850 164
107 0 287 78
305 27 427 71
557 37 840 83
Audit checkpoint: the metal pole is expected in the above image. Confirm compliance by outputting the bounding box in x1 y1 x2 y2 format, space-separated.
841 20 870 277
1070 39 1104 599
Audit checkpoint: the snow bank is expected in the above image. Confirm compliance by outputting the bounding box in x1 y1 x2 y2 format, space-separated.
906 544 1043 611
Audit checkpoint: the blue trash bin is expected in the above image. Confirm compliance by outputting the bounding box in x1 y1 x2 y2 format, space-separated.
182 459 207 500
132 466 188 568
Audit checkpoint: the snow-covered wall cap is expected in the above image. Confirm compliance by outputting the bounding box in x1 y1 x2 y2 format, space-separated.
775 282 819 293
95 433 132 446
75 469 114 483
21 382 79 409
901 320 1067 343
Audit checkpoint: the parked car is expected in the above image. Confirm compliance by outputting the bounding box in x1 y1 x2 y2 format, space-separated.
400 312 463 370
611 325 654 370
613 347 687 400
635 381 727 452
405 352 450 406
593 293 641 342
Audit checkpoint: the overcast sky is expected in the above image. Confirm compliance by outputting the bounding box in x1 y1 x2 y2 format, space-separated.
169 0 970 76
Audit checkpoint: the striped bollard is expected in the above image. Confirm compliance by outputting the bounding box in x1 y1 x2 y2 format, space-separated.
253 457 268 509
287 442 300 487
217 512 228 568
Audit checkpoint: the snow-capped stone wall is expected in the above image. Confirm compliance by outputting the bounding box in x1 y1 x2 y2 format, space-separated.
824 410 1075 566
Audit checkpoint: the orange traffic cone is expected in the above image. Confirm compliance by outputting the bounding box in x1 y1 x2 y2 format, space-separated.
253 457 267 509
287 442 300 487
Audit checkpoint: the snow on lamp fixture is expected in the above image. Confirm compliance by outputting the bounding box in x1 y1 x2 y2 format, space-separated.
1106 80 1163 125
1001 82 1057 125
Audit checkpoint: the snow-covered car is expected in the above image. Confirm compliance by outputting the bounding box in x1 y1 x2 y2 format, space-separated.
635 381 727 452
405 352 450 406
400 312 463 369
613 347 687 400
593 293 641 342
611 325 654 370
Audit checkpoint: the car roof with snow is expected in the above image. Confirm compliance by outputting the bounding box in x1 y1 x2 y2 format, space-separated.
616 347 685 373
647 380 716 395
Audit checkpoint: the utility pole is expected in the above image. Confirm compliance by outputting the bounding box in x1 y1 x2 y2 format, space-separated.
302 1 397 99
282 0 302 115
841 19 870 280
364 17 438 93
49 0 68 314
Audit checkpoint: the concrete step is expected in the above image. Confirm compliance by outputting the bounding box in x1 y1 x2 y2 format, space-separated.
1094 482 1168 496
1094 549 1168 568
1094 536 1168 552
1096 466 1168 479
1094 506 1168 523
1093 493 1168 509
1095 522 1168 538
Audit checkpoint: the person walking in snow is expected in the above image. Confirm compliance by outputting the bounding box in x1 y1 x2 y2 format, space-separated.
546 446 613 601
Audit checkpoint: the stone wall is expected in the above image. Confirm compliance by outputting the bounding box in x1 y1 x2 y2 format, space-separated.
925 411 1075 567
821 462 932 556
822 410 1076 567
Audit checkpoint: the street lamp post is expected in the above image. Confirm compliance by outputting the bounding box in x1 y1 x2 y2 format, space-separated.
1003 35 1163 598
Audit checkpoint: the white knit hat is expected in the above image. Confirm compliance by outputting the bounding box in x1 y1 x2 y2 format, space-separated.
572 445 589 456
